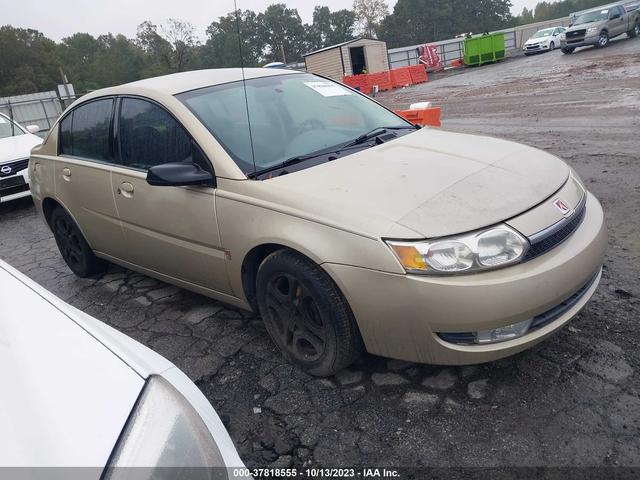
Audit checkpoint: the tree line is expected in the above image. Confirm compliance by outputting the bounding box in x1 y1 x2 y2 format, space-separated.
0 0 606 97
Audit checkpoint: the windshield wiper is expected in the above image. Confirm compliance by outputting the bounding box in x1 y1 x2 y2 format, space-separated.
342 125 418 148
248 125 418 179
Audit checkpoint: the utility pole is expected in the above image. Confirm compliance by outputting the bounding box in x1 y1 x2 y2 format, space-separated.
59 67 72 106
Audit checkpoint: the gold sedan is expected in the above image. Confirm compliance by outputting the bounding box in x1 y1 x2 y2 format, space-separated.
29 69 606 376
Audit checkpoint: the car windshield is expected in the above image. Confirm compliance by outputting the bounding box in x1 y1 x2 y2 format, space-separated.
574 10 609 24
177 73 411 175
0 116 25 139
533 29 554 38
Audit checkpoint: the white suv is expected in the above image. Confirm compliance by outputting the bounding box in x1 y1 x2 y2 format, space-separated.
0 112 41 203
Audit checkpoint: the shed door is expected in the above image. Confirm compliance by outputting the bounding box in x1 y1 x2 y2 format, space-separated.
349 47 367 75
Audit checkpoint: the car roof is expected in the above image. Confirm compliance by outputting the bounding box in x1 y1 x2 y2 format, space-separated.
93 68 302 97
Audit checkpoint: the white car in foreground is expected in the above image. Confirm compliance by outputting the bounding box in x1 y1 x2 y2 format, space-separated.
0 259 245 475
0 112 42 203
523 26 567 55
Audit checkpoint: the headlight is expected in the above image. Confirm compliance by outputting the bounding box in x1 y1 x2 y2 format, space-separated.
587 27 598 34
386 225 528 275
104 376 227 477
560 33 566 40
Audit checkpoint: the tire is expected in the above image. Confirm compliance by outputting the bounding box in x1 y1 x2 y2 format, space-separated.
561 47 575 54
549 41 555 51
597 31 609 48
50 207 107 277
628 22 640 38
256 249 363 377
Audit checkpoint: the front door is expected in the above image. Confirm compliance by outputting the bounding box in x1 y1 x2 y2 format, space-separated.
111 97 231 294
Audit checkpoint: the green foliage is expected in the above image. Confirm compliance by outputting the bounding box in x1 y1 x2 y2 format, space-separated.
0 26 58 96
0 4 360 96
379 0 513 48
518 0 611 23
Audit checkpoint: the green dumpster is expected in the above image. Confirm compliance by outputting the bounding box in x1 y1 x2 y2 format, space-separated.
463 33 506 66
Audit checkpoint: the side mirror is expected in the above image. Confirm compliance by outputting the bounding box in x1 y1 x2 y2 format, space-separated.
146 162 214 187
26 125 40 134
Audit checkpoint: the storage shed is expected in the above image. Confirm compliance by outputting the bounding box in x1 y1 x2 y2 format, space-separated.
303 38 390 81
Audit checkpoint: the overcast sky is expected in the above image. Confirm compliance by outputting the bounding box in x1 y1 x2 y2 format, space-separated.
2 0 540 42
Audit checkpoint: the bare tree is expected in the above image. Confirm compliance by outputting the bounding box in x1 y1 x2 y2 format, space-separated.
352 0 389 38
136 19 197 73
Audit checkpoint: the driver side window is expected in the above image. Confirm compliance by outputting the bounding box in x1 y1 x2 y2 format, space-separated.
118 98 209 172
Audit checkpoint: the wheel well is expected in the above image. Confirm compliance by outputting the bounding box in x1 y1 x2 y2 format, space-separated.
42 197 63 227
241 244 290 312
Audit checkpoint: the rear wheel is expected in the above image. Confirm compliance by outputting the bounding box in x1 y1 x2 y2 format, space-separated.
629 22 640 38
597 31 609 48
561 47 575 54
256 250 363 377
50 207 107 277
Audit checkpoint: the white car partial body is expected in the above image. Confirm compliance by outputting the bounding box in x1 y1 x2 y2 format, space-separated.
523 27 566 54
0 113 42 203
0 260 245 474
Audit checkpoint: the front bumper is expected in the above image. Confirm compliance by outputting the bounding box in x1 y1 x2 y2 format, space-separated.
561 34 599 49
523 43 551 53
0 168 30 203
324 192 606 365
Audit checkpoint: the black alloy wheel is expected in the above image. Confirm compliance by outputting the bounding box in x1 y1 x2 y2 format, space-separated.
264 272 326 363
256 249 363 377
50 207 107 277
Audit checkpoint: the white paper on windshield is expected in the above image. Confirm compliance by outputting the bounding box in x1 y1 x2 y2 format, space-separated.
304 81 352 97
601 9 608 14
0 117 6 123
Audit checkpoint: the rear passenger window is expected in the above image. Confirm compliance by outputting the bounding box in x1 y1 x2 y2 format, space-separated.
118 98 195 171
59 99 113 162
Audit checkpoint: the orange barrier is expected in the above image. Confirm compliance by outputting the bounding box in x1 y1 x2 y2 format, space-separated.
394 107 441 127
342 74 372 94
390 66 413 88
367 71 393 91
450 59 464 68
408 65 429 84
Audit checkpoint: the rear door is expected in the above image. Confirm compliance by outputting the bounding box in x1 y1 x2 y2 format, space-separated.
110 97 231 294
55 98 128 258
609 6 626 36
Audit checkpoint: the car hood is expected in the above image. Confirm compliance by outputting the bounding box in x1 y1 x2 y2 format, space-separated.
264 128 569 239
525 37 549 44
566 21 605 31
0 264 145 468
0 133 42 164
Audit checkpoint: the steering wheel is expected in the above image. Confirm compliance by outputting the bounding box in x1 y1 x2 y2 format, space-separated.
296 118 325 136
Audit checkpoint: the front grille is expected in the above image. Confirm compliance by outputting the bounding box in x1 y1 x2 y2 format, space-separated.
523 195 587 262
530 271 599 331
0 158 29 178
567 29 586 38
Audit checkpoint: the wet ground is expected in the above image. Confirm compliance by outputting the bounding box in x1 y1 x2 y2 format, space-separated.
1 37 639 473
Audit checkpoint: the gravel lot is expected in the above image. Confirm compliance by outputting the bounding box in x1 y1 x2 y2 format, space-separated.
1 37 639 473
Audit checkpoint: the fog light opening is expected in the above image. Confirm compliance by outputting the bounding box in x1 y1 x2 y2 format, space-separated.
474 319 533 345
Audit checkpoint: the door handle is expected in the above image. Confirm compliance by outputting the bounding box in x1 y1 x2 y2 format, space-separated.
117 182 135 198
62 167 71 181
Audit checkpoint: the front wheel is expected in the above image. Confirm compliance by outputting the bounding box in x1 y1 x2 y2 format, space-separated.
597 31 610 48
256 250 363 377
561 47 575 54
50 207 107 277
549 41 555 51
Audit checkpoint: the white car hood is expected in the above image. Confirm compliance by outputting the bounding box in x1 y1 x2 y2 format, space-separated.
0 133 42 164
0 266 144 467
525 37 549 45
